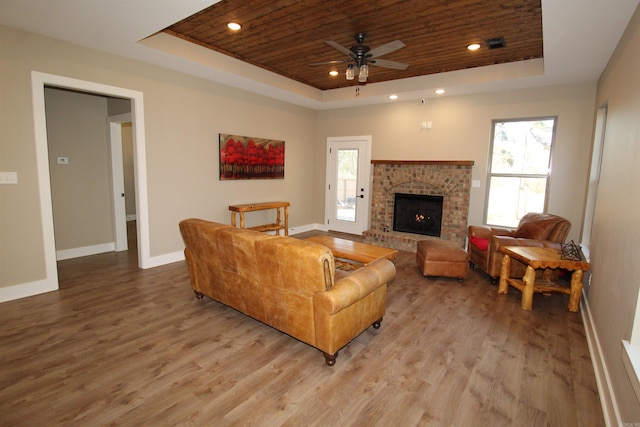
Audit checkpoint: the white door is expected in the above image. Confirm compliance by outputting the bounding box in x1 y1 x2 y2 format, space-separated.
325 136 372 234
108 113 132 252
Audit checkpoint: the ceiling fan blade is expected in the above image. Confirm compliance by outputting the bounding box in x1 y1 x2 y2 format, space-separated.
368 40 406 58
325 40 353 57
309 59 350 66
370 58 409 70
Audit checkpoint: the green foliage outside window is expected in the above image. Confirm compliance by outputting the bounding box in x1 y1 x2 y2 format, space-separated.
486 118 556 227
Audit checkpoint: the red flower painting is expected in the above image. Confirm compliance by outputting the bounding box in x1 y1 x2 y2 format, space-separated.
219 134 285 180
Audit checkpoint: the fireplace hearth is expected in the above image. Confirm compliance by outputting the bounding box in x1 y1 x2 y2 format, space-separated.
393 193 443 237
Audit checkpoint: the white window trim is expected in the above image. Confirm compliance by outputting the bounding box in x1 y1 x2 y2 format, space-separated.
484 116 557 227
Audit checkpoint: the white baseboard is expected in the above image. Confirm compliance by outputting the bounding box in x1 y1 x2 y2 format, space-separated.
0 277 58 303
145 250 185 268
56 242 115 261
582 296 622 426
288 223 325 235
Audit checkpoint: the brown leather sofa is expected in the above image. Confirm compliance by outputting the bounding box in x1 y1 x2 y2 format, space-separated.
467 213 571 283
179 219 396 366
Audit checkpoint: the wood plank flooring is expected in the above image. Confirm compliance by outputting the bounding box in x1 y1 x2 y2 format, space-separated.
0 226 604 426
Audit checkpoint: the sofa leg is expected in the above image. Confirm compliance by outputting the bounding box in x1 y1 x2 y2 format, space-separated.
372 317 383 329
194 290 204 299
324 352 338 366
469 261 475 268
490 277 498 285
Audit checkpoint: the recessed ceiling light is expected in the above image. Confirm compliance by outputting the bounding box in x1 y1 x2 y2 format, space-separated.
467 43 481 51
389 94 398 100
329 70 339 77
227 22 242 31
435 88 446 95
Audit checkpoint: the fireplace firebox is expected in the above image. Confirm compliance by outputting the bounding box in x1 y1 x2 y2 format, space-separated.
393 193 443 237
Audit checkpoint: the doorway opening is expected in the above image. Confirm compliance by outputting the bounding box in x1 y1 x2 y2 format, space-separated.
31 71 150 297
45 87 135 259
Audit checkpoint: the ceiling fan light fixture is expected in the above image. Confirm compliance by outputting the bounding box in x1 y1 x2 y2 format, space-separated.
358 64 369 82
346 64 355 80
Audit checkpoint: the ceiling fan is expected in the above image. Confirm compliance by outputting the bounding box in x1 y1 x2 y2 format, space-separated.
314 32 409 83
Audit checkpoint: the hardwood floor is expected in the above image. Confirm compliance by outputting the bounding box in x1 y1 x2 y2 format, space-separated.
0 226 604 426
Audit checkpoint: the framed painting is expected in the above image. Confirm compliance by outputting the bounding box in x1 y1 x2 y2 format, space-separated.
219 134 285 180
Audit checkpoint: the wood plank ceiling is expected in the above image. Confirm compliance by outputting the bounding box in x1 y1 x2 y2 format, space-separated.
163 0 542 91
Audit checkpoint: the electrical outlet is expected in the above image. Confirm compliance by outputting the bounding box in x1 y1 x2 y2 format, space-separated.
0 171 18 184
57 156 69 165
420 121 433 130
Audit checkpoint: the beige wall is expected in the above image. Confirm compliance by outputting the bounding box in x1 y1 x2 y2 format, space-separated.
317 83 597 242
45 88 114 251
590 3 640 422
0 25 317 288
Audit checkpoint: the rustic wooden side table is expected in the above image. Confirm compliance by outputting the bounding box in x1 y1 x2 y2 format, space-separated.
228 201 290 236
498 246 590 312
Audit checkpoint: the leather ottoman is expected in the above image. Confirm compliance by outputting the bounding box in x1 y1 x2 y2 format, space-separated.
416 240 468 280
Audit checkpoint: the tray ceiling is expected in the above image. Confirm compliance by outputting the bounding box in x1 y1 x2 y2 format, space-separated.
163 0 543 91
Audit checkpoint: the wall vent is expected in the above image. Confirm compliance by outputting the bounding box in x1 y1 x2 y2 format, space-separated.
486 37 506 49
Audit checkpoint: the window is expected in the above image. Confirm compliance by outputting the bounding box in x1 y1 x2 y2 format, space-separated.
485 117 556 227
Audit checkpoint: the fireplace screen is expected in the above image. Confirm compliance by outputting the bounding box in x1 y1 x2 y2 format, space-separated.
393 193 443 237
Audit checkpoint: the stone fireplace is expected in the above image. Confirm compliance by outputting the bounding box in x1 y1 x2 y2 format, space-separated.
364 160 473 252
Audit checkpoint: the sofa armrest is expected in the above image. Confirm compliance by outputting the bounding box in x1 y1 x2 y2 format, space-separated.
469 225 514 240
493 235 563 250
313 258 396 315
468 225 493 240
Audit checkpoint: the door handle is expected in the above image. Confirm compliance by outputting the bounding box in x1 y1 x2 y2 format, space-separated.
358 195 364 198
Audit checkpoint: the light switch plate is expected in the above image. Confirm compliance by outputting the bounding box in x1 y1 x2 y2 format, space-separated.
472 180 481 188
0 171 18 184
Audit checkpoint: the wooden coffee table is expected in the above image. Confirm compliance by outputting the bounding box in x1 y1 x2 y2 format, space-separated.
498 246 590 312
304 236 398 269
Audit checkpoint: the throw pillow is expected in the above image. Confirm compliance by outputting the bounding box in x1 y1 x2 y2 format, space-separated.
470 236 489 251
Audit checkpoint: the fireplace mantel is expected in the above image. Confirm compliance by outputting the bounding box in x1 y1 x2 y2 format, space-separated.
371 160 474 166
364 160 473 252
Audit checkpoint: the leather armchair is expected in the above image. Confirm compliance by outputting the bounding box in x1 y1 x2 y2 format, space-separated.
468 213 571 283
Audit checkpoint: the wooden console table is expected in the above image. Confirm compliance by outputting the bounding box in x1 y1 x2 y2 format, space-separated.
498 246 590 312
229 201 290 236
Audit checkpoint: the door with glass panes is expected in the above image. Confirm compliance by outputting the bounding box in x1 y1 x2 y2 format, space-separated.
325 136 371 234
